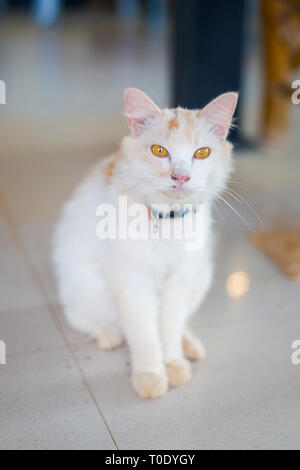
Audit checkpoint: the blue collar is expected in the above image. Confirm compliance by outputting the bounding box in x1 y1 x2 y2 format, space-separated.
149 207 191 220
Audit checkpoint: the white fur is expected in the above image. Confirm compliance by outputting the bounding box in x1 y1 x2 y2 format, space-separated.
53 89 236 398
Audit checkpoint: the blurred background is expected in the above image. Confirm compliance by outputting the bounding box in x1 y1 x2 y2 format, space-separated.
0 0 300 450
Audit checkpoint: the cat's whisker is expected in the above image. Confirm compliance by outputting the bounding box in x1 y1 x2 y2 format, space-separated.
215 194 256 231
224 188 263 226
210 198 230 226
204 190 234 225
227 179 248 186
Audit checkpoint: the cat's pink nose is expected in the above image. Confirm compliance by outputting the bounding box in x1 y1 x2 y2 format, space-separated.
171 173 191 186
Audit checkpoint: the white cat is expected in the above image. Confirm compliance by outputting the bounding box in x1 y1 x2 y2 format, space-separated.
53 88 237 398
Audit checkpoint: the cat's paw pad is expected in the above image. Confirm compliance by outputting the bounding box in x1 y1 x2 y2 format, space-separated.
133 373 168 399
97 329 124 350
166 359 192 387
183 336 206 361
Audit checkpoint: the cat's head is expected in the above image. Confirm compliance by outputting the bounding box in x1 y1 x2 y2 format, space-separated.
120 88 238 206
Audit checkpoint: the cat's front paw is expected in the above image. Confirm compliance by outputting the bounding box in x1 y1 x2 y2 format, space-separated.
183 336 206 361
166 359 191 387
183 329 206 361
97 327 124 350
133 372 168 399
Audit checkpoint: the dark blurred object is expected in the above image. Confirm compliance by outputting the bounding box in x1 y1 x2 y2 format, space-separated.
116 0 166 31
33 0 62 26
0 0 8 13
172 0 246 145
261 0 300 140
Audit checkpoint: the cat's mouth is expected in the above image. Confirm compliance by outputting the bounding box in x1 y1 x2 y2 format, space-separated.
163 185 192 200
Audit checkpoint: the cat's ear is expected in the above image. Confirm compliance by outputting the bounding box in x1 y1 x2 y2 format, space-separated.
124 88 161 136
201 92 238 141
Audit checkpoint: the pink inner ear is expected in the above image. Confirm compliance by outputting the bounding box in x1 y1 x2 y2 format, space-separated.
124 88 161 136
201 92 238 140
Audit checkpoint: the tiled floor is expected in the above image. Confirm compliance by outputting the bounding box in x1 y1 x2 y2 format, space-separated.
0 14 299 450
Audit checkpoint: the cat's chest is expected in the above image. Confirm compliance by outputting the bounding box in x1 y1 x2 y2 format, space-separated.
113 236 209 275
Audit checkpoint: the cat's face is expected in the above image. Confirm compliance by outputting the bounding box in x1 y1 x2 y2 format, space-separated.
120 88 238 206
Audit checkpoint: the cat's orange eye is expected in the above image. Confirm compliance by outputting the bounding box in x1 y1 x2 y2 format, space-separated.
194 147 210 159
151 144 168 158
